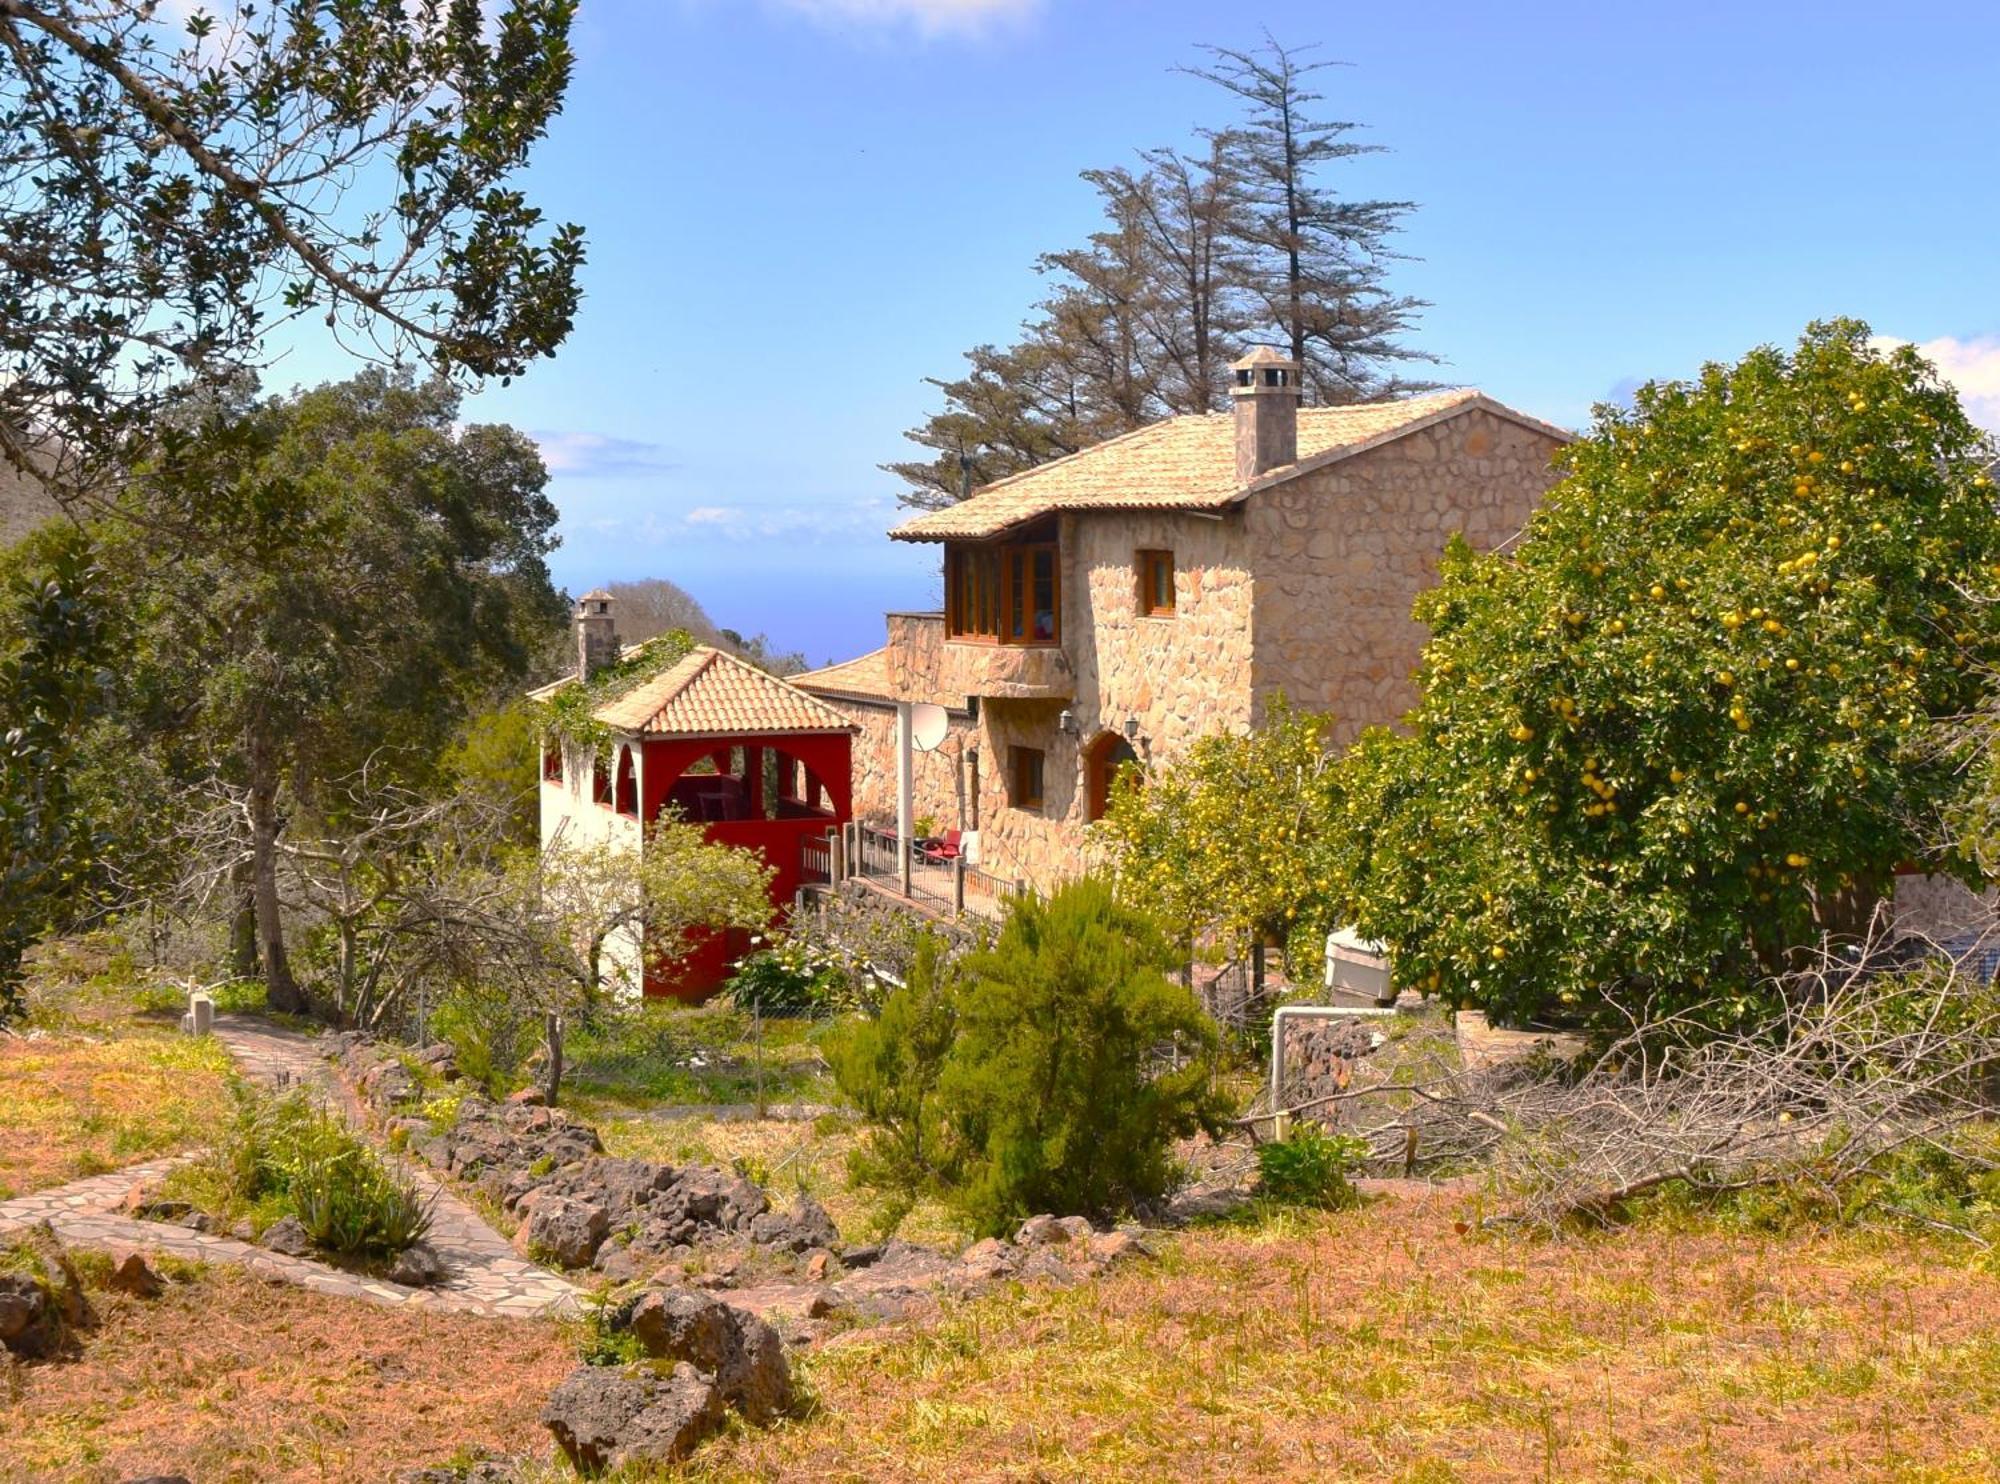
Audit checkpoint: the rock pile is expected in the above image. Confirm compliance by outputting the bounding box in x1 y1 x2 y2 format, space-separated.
0 1223 91 1359
1280 1015 1387 1123
542 1286 791 1472
337 1038 838 1276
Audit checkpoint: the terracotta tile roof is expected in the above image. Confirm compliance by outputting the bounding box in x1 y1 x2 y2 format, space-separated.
596 647 856 737
538 645 855 737
793 647 894 704
891 389 1568 542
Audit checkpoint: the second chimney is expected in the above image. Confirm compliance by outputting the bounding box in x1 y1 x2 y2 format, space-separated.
1231 346 1301 483
575 589 618 681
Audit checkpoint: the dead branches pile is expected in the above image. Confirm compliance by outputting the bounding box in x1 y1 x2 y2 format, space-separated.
1267 930 2000 1229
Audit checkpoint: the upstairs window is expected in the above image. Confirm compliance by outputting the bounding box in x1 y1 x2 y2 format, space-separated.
592 752 612 807
1010 745 1046 814
542 742 563 784
945 523 1061 646
1137 549 1176 617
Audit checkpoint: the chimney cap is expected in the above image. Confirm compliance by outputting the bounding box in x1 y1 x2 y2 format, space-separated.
1231 345 1297 370
1230 345 1301 396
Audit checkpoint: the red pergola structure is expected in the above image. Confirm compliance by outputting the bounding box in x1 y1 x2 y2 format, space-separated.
586 646 856 1000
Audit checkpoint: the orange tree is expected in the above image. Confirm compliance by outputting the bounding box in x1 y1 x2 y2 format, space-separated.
1316 321 2000 1028
1100 696 1336 978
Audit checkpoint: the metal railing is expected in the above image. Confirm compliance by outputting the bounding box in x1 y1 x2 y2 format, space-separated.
800 829 833 886
842 820 1029 922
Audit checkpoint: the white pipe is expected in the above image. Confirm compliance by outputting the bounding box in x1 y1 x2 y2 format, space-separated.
894 701 914 897
1268 1003 1398 1140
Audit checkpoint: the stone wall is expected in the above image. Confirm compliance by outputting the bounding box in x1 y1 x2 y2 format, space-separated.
1245 406 1565 742
820 404 1567 891
841 691 976 835
1892 873 1998 941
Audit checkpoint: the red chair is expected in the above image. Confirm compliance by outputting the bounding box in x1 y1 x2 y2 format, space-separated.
918 828 963 864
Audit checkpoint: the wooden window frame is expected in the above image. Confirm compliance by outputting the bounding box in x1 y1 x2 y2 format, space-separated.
1010 745 1046 814
1136 549 1176 618
945 533 1061 647
542 741 564 784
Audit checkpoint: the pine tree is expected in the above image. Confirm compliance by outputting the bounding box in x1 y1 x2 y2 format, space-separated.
890 35 1435 508
1184 33 1435 404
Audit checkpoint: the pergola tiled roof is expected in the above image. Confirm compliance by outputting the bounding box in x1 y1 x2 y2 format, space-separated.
792 647 893 705
891 389 1570 542
589 646 855 737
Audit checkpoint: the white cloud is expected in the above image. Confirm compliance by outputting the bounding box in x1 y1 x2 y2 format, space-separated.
768 0 1040 38
532 431 678 478
1871 334 2000 435
637 498 898 542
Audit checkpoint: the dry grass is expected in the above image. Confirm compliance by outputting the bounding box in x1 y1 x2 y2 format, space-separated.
0 1263 573 1483
0 1028 237 1199
669 1196 2000 1483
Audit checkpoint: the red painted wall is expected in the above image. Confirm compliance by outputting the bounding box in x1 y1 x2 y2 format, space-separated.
636 732 853 1001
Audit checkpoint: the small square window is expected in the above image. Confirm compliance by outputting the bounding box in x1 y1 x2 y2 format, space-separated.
1011 745 1046 813
1136 549 1175 617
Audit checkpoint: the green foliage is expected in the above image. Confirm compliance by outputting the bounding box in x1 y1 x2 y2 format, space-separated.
1102 695 1337 977
560 1000 832 1108
537 629 696 751
1256 1126 1368 1210
726 938 849 1017
890 36 1430 509
827 935 963 1229
187 1090 432 1258
1319 321 2000 1027
1638 1134 2000 1253
832 880 1229 1237
577 1289 651 1367
0 0 583 498
443 698 546 844
0 526 115 1020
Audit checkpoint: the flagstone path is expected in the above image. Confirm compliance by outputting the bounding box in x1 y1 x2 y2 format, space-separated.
0 1016 583 1321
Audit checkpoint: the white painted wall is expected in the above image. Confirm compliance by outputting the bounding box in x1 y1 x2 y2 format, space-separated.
539 735 647 1000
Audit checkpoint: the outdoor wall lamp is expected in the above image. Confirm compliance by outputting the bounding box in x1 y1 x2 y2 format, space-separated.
1057 709 1079 736
1122 717 1141 742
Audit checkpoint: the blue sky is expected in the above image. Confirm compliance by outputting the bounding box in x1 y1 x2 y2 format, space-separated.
304 0 2000 665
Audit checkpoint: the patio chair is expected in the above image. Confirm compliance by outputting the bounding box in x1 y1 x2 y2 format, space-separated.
918 828 963 865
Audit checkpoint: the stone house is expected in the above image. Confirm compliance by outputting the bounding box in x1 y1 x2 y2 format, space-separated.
797 348 1570 890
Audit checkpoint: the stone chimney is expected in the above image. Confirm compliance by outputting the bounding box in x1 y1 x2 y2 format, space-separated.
1231 345 1301 483
575 589 618 681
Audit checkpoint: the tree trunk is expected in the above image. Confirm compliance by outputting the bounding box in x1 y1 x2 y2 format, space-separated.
543 1010 565 1106
228 853 260 981
247 736 304 1015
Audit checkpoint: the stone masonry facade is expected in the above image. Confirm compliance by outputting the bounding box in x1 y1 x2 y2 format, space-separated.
800 386 1569 891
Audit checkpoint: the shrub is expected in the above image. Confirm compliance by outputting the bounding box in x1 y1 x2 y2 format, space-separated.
1256 1126 1368 1210
831 878 1228 1237
192 1089 432 1257
725 939 848 1017
289 1141 431 1256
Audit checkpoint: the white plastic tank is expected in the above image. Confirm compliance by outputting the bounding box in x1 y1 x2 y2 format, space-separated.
1324 927 1392 1005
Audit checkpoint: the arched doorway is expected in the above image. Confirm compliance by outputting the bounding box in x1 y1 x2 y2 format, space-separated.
614 744 639 817
1085 731 1140 822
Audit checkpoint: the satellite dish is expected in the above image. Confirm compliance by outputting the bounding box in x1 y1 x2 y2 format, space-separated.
910 703 949 752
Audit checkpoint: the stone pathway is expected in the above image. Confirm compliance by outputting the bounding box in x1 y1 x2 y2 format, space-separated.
0 1018 583 1321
